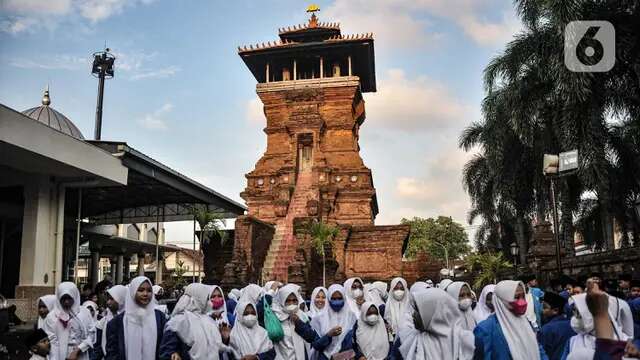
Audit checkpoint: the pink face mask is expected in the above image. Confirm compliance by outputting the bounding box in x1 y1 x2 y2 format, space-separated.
509 298 528 316
211 297 224 309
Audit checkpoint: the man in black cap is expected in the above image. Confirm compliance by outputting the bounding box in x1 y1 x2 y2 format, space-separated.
538 292 576 360
25 328 50 359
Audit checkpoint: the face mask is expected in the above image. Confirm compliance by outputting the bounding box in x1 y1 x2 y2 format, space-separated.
242 314 257 328
285 304 298 314
329 299 345 311
352 289 363 298
392 290 405 300
509 298 528 316
459 298 473 311
365 314 379 325
211 297 224 309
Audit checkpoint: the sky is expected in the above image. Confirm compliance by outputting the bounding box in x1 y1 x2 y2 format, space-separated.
0 0 522 245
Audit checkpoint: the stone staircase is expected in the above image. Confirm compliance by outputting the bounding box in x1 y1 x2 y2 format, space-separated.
261 171 313 282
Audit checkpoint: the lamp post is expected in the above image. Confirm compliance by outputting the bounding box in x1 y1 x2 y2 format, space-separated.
510 242 519 275
91 48 115 140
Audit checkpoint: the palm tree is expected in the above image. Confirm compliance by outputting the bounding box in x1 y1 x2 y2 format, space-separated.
464 252 513 290
308 220 339 288
192 207 228 245
461 0 640 255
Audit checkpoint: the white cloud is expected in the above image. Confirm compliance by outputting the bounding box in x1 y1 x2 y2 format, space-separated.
0 0 155 34
323 0 520 49
8 55 89 70
245 97 263 124
130 65 181 80
138 103 173 130
1 0 72 15
366 69 472 132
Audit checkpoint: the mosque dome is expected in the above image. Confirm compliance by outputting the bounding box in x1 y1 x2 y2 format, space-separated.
22 88 85 140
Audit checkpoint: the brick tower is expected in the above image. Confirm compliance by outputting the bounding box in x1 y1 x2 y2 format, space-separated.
228 8 436 285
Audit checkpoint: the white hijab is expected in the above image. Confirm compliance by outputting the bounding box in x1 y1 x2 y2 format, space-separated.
410 282 429 296
82 301 98 322
45 282 92 360
308 287 328 318
384 277 410 334
438 279 453 290
445 282 476 331
566 293 629 359
230 300 273 358
366 281 388 307
239 284 265 307
473 284 495 323
398 288 474 360
343 277 364 316
228 288 241 302
37 295 57 329
167 283 222 360
99 285 128 354
272 284 306 360
124 276 157 360
356 302 389 360
493 280 540 360
209 285 229 326
311 284 357 359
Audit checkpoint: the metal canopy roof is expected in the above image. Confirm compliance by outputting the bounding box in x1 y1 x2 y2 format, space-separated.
68 141 246 225
83 232 180 257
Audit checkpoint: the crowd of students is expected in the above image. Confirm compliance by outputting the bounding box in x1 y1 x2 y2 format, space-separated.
23 273 640 359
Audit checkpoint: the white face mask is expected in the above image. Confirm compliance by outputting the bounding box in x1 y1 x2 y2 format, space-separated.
352 289 364 298
242 314 257 328
392 289 405 300
365 314 379 325
285 304 298 314
458 298 473 311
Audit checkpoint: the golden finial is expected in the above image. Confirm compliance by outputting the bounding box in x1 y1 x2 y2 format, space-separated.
307 4 320 27
42 85 51 106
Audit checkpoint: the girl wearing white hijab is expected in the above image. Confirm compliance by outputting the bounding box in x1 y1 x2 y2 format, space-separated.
210 285 234 327
161 283 229 360
81 301 99 344
308 286 328 319
438 279 453 290
36 295 56 330
152 285 169 317
228 288 241 302
43 282 94 360
354 301 390 360
229 300 275 359
393 288 474 360
311 284 357 360
384 277 410 336
95 285 127 359
365 282 388 310
409 281 429 296
271 284 317 359
105 276 167 360
473 280 546 360
445 282 477 331
473 284 496 323
343 277 365 316
563 293 629 359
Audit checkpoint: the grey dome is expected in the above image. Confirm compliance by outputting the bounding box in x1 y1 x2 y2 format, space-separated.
22 89 85 140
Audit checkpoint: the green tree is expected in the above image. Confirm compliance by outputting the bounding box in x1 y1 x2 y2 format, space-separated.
192 208 228 245
308 220 339 288
464 252 513 290
401 216 471 262
460 0 640 254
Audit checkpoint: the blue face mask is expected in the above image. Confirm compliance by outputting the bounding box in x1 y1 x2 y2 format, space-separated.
329 299 345 311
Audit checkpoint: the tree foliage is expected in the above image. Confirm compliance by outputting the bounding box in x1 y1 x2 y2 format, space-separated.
401 216 471 260
192 208 228 245
464 252 513 290
461 0 640 254
308 220 339 257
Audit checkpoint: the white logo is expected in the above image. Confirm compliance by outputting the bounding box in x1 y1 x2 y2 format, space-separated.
564 21 615 72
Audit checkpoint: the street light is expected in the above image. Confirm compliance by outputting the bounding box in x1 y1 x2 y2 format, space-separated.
510 242 519 275
543 150 578 275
